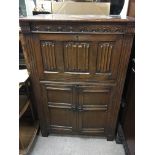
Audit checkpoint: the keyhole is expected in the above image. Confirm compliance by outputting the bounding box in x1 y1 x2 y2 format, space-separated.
75 35 79 40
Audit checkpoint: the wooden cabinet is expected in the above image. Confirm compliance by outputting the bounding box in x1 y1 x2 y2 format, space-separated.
19 14 134 140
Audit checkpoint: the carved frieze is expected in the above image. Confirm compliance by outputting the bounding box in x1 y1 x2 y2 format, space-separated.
27 22 134 34
20 21 31 33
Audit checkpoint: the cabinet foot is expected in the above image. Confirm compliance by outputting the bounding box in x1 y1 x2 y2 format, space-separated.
115 124 123 144
107 135 115 141
41 130 49 137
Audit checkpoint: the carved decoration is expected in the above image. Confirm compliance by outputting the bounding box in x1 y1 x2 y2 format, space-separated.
41 41 57 71
126 22 135 33
64 42 89 72
24 36 38 77
96 42 114 73
29 22 134 34
20 21 31 33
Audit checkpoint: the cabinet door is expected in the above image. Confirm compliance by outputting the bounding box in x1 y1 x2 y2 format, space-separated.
35 34 123 82
41 82 76 134
78 85 113 136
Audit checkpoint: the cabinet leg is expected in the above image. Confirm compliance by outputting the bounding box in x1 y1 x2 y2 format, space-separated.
115 124 123 144
107 135 115 141
41 129 49 137
115 131 122 144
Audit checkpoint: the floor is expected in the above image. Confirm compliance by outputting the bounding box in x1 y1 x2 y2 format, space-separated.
28 134 125 155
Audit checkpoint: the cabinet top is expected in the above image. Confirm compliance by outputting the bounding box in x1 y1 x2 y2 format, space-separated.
19 14 134 34
19 14 134 23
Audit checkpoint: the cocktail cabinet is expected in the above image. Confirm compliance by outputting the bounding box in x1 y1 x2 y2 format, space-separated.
19 14 134 140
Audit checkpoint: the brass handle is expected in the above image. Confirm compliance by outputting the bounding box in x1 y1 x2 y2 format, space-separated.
70 105 83 112
78 106 83 112
72 105 76 111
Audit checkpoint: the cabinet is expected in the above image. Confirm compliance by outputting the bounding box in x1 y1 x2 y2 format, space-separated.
19 14 134 140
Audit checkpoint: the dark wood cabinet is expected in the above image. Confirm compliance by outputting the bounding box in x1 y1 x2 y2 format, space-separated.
19 14 134 140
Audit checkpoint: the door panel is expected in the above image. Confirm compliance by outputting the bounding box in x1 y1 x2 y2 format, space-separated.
35 34 123 81
78 85 113 136
96 42 113 73
41 41 57 71
49 108 73 133
79 111 106 134
79 87 110 106
41 83 76 133
47 86 72 103
64 42 89 72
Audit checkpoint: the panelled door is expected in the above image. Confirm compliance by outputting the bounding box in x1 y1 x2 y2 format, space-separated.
40 82 77 134
77 85 113 136
41 82 114 135
35 33 123 82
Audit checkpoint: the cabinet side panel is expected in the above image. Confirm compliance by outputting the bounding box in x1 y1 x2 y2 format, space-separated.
107 35 134 140
21 34 49 136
